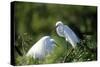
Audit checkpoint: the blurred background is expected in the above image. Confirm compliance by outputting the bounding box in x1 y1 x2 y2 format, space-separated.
12 1 97 65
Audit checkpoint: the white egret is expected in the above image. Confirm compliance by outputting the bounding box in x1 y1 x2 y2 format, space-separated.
56 21 80 48
26 36 57 60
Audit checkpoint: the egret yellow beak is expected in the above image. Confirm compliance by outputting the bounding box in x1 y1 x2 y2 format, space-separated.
54 41 59 47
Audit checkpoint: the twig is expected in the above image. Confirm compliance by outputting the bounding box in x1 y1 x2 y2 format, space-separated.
63 48 74 62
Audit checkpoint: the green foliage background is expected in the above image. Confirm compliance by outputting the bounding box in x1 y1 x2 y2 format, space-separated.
12 1 97 66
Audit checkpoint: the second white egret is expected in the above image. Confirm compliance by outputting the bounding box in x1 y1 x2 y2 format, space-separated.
26 36 57 60
56 21 80 48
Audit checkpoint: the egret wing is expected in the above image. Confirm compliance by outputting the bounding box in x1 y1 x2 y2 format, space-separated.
64 25 80 47
45 39 55 55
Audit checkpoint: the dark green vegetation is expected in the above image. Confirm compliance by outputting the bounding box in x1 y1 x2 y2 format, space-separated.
12 1 97 66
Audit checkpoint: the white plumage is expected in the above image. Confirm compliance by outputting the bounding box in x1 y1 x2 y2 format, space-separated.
56 21 80 48
26 36 56 59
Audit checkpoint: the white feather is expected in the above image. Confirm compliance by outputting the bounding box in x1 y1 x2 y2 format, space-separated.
26 36 56 59
56 21 80 48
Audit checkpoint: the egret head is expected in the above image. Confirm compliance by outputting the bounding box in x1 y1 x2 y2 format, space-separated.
50 39 55 43
44 36 54 44
55 21 65 37
50 39 59 47
56 21 63 28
